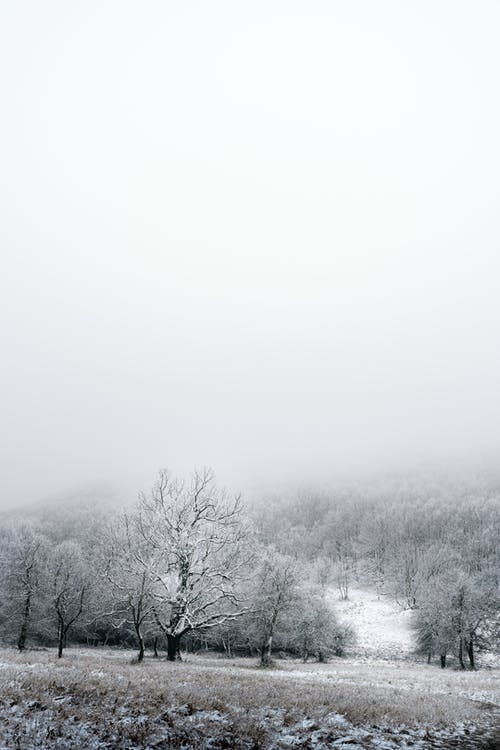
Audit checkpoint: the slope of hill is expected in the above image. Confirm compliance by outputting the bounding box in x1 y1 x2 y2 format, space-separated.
329 587 416 660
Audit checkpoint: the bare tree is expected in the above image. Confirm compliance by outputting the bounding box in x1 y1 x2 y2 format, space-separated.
103 514 157 662
287 591 352 662
133 468 249 660
252 550 299 666
0 522 47 651
49 541 89 658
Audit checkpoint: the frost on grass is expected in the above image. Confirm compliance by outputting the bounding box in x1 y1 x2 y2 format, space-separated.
0 648 498 749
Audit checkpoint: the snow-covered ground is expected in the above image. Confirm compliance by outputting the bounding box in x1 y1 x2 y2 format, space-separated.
0 649 500 750
1 647 499 749
0 589 498 749
330 585 500 670
329 587 415 660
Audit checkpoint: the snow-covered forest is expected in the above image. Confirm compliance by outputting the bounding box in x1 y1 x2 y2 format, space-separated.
1 470 499 668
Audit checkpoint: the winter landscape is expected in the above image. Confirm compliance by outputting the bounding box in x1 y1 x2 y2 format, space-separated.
2 1 500 748
0 638 499 749
0 474 499 749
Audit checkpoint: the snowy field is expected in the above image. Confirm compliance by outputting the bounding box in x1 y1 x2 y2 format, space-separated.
0 587 498 749
331 587 415 661
0 646 499 749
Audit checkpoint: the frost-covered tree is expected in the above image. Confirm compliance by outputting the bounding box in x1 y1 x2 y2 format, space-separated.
285 592 352 661
414 573 457 667
415 567 498 669
103 514 158 662
0 522 48 650
48 541 90 657
133 468 249 660
450 573 496 670
250 550 300 666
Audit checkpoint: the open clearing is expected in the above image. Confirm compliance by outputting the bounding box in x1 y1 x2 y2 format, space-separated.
332 587 415 661
0 647 499 749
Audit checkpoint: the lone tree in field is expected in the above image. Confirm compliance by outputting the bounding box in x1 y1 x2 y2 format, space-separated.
133 468 248 660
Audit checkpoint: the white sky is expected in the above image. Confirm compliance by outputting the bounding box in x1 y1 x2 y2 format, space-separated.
1 1 500 507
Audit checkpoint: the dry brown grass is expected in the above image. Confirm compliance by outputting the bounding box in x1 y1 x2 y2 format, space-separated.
0 647 498 748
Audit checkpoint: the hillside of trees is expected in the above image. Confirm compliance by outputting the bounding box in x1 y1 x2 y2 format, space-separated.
0 470 499 670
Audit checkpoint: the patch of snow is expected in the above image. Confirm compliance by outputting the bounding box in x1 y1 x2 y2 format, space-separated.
326 713 351 728
329 587 415 659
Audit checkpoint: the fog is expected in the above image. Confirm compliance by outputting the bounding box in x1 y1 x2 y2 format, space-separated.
1 1 500 508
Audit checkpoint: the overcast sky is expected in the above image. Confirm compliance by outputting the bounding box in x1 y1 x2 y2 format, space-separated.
1 0 500 508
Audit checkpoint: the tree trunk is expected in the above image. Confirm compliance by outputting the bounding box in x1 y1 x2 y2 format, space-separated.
135 625 145 663
467 638 475 670
458 637 466 670
260 634 273 667
166 634 180 661
17 593 31 651
58 622 64 659
440 654 446 668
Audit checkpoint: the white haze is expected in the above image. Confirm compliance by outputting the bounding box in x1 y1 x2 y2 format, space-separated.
1 0 500 508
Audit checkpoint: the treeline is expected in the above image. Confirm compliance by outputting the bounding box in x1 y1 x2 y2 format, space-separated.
0 470 498 669
0 469 350 665
252 474 500 668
